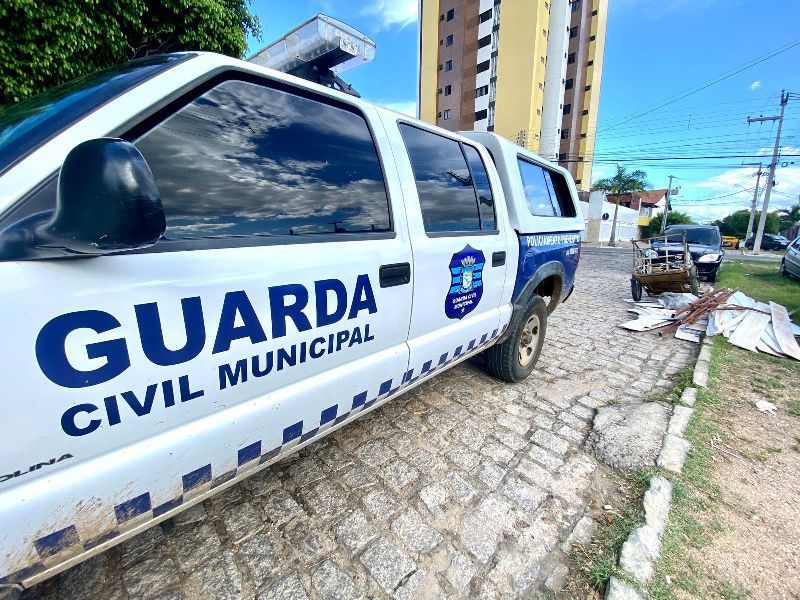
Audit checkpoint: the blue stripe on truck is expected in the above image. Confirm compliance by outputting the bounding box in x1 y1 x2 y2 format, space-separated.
512 231 582 303
0 325 507 585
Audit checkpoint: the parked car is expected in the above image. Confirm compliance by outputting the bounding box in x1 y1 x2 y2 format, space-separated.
745 233 791 250
0 52 584 588
721 235 740 249
780 236 800 279
655 224 724 282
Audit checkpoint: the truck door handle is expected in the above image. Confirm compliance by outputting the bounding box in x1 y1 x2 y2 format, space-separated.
379 262 411 288
492 251 506 267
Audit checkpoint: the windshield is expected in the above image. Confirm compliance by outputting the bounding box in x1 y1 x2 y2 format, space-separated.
664 227 720 246
0 54 191 174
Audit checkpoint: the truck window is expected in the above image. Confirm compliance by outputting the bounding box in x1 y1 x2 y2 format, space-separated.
517 158 576 218
134 78 391 239
462 144 497 230
399 123 490 233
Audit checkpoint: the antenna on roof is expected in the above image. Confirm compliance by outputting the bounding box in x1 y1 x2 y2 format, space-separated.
248 14 375 97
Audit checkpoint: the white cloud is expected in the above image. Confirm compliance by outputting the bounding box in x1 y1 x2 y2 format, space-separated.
673 152 800 222
361 0 418 30
377 100 417 117
749 81 762 90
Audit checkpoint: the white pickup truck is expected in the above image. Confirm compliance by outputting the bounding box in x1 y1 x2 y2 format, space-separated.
0 51 583 591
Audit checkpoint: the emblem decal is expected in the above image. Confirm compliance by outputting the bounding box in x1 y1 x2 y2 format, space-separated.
445 245 486 320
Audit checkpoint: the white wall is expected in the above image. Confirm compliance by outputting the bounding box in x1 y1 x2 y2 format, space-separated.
585 191 639 243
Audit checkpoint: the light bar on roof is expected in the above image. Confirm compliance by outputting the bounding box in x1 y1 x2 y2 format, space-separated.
248 14 375 76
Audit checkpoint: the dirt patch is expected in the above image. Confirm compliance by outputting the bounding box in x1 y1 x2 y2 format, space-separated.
666 342 800 599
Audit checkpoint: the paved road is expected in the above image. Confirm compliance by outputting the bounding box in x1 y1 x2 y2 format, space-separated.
23 249 697 600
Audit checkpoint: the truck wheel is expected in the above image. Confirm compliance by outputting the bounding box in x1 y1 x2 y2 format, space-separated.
631 278 643 301
486 296 547 383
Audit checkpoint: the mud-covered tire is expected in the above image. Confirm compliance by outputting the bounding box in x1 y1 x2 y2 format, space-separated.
486 295 548 383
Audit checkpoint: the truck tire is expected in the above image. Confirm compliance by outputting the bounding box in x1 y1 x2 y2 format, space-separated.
486 295 548 383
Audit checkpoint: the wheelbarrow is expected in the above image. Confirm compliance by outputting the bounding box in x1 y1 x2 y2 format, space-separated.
630 233 699 301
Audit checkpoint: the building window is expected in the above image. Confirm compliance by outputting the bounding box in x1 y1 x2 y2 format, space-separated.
567 52 575 64
561 128 570 139
571 0 580 11
592 9 598 15
480 9 492 22
443 109 451 120
575 179 582 185
438 88 443 94
569 26 578 38
590 35 596 41
587 59 594 66
476 85 489 97
585 84 591 91
438 64 443 71
545 2 550 10
475 109 488 121
563 104 571 115
446 8 455 21
565 78 574 90
445 60 453 71
478 34 491 48
444 84 452 96
538 82 544 90
136 79 391 238
541 56 546 64
582 109 589 115
580 132 587 138
446 34 454 46
439 39 443 46
437 112 442 118
558 153 567 161
543 29 548 37
477 60 490 73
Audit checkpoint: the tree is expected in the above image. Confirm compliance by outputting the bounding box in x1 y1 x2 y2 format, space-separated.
646 211 693 238
712 209 780 239
778 203 800 233
0 0 261 105
592 165 650 246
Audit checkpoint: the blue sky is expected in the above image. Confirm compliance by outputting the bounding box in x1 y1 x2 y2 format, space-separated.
247 0 800 223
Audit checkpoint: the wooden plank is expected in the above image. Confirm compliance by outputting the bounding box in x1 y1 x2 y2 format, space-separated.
728 309 771 352
769 302 800 361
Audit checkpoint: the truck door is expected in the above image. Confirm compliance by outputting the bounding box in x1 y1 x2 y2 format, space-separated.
0 74 413 581
389 122 511 381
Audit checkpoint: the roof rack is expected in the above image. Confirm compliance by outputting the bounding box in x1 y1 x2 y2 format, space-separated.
248 14 375 97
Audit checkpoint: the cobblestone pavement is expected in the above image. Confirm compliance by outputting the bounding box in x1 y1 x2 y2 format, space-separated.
24 248 697 600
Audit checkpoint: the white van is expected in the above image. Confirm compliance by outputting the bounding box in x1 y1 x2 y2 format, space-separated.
0 51 583 590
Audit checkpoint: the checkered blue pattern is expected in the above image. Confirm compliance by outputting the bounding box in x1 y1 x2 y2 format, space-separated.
0 325 505 585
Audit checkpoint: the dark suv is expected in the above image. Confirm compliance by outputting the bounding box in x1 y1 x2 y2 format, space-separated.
658 224 724 282
745 233 791 251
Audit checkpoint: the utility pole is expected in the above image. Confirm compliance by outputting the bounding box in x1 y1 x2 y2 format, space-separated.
660 175 674 233
741 162 763 243
748 91 789 255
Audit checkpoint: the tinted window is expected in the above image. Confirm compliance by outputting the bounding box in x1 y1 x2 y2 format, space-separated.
0 55 189 174
399 124 481 233
665 227 720 246
463 145 496 230
518 158 576 218
134 79 390 239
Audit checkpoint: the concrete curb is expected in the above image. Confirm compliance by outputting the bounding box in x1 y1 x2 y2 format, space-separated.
608 339 708 599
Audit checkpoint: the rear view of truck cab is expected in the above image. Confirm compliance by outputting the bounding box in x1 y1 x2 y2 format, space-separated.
462 132 583 382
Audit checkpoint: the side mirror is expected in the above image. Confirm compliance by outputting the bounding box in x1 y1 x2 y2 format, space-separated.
35 138 166 255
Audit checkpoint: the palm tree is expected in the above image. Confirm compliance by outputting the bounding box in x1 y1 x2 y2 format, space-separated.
592 165 651 246
778 202 800 231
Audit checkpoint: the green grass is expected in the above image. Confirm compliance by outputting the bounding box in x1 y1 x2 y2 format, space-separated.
717 259 800 314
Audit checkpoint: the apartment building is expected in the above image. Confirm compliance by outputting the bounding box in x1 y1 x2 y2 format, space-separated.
419 0 607 189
